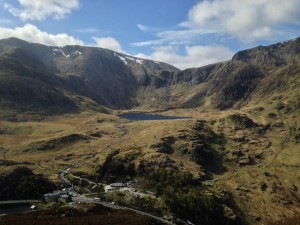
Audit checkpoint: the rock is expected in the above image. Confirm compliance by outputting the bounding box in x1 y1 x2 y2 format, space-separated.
238 157 255 166
228 114 258 129
232 136 247 143
261 183 268 191
223 205 237 220
150 136 176 154
89 131 102 138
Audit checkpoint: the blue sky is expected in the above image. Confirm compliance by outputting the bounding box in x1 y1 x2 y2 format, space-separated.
0 0 300 69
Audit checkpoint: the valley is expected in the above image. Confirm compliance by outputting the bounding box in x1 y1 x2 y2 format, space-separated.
1 108 299 225
0 37 299 225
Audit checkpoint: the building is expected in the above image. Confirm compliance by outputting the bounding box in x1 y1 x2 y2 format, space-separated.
110 183 126 188
104 182 126 192
126 180 137 187
58 190 70 199
44 193 58 201
44 190 71 201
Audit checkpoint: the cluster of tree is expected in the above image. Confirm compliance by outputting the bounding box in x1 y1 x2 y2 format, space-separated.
103 191 162 216
144 168 243 225
97 150 137 182
0 167 56 200
144 169 195 195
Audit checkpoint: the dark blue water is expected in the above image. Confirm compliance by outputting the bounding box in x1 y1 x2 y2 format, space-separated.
118 112 190 121
0 204 31 216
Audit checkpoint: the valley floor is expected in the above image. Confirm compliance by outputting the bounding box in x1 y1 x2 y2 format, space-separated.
0 108 299 225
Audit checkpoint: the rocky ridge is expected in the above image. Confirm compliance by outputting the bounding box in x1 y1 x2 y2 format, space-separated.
0 37 300 117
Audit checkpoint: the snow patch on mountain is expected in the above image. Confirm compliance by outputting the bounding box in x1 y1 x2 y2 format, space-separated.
117 55 128 64
52 48 70 57
125 56 143 64
135 59 143 64
59 48 70 58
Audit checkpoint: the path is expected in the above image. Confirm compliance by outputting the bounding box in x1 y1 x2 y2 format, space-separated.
60 124 128 187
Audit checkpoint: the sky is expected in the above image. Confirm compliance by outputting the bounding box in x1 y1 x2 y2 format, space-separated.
0 0 300 69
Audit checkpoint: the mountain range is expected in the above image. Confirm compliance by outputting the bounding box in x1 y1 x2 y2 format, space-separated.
0 37 299 118
0 37 300 225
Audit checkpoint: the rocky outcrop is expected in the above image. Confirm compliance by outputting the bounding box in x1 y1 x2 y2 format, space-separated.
24 133 88 152
150 136 176 154
0 167 56 200
228 113 258 129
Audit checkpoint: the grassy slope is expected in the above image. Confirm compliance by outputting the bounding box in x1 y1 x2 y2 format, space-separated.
1 107 299 224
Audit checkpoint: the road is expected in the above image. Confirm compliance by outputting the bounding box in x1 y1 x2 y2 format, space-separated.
0 200 41 205
72 194 175 225
0 197 174 224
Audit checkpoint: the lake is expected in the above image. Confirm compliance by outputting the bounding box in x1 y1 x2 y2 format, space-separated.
0 204 31 216
118 112 190 121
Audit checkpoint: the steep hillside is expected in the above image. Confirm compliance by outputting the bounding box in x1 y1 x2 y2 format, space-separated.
175 37 300 112
0 38 179 117
0 37 299 116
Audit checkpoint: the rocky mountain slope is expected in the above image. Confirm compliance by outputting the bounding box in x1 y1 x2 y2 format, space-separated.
0 37 299 117
0 37 178 117
176 38 300 112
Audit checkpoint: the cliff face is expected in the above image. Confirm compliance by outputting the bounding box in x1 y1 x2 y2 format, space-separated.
174 37 300 110
0 38 179 114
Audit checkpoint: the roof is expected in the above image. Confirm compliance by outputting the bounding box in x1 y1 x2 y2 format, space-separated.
110 183 126 187
44 193 56 197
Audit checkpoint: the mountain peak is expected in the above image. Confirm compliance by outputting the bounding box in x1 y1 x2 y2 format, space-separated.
232 37 300 65
0 37 30 47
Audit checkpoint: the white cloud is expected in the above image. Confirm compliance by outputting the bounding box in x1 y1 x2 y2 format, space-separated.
135 0 300 47
137 24 149 32
132 27 208 47
74 27 100 34
187 0 300 42
0 24 84 46
5 0 79 21
0 23 233 69
136 23 163 33
137 45 234 69
0 24 127 53
156 28 216 41
92 36 124 53
131 39 168 47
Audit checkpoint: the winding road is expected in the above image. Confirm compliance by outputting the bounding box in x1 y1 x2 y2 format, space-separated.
60 124 128 187
72 195 175 225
